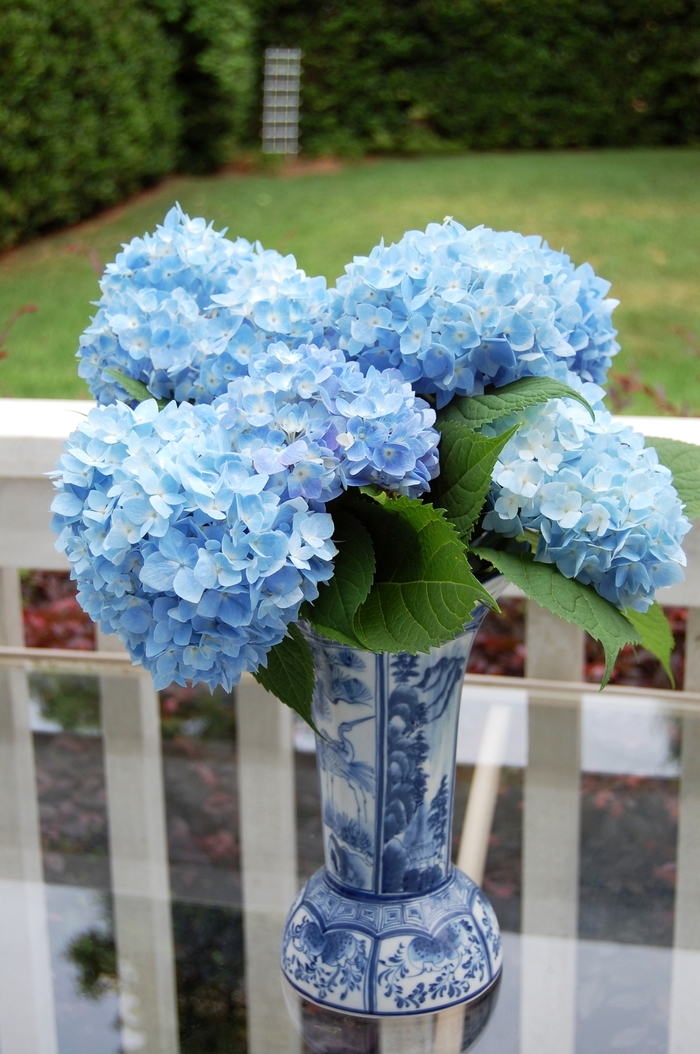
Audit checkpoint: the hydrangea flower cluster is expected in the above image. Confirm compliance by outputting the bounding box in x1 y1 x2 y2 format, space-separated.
50 398 338 690
333 219 620 407
77 204 340 406
57 205 692 692
481 387 691 612
214 341 439 498
51 343 439 688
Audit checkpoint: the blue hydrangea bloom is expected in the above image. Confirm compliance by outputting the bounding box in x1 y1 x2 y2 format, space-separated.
212 341 439 498
51 344 439 689
77 204 340 406
50 398 339 690
332 219 620 408
481 383 691 612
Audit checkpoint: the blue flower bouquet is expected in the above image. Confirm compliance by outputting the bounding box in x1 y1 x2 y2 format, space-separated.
51 206 700 721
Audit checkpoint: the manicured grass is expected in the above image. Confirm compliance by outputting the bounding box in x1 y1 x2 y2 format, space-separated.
1 149 699 412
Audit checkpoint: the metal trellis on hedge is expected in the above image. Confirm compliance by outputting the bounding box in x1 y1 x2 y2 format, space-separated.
262 47 301 157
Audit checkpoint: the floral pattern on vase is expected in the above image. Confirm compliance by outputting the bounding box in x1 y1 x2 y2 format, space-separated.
281 867 501 1015
283 909 371 1013
376 916 488 1013
284 593 504 1016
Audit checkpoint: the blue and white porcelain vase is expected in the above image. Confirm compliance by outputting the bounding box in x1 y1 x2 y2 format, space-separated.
280 599 503 1017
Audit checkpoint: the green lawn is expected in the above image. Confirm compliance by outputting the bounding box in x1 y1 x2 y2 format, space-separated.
1 149 699 412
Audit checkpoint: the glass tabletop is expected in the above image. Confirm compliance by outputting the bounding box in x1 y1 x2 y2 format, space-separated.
0 657 697 1054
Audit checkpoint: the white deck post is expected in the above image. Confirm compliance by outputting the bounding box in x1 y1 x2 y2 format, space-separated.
0 567 58 1054
380 1014 433 1053
668 607 700 1054
236 674 300 1054
520 605 582 1054
431 702 512 1054
98 628 180 1054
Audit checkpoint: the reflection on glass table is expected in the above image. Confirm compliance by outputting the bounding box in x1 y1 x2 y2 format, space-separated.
282 975 501 1053
1 650 699 1053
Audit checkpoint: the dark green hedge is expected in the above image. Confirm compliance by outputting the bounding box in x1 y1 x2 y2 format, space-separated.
250 0 700 154
0 0 180 250
148 0 253 172
4 0 699 249
0 0 254 248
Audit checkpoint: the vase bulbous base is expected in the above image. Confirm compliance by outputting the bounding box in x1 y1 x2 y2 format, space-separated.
280 865 503 1017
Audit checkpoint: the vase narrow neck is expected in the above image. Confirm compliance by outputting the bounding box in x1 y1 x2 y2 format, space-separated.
303 618 489 898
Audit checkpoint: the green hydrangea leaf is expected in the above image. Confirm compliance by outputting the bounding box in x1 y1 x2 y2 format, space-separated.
475 547 641 687
347 494 495 654
624 602 676 687
305 511 375 647
253 623 316 728
646 437 700 520
358 484 389 504
430 422 518 544
105 368 167 410
437 376 594 432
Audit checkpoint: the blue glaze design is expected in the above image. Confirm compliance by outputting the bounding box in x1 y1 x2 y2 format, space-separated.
286 600 505 1016
299 617 489 897
377 918 487 1011
281 868 501 1015
381 648 467 894
284 913 370 1007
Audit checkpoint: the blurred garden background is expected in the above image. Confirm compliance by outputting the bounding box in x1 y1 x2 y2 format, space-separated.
1 0 699 414
3 0 699 691
1 10 699 1047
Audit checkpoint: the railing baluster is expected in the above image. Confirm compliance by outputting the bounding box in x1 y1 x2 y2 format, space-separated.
380 1014 433 1053
98 628 180 1054
2 401 700 1051
520 605 582 1054
0 567 58 1054
668 607 700 1054
458 703 512 884
236 674 300 1054
525 602 584 685
431 701 512 1054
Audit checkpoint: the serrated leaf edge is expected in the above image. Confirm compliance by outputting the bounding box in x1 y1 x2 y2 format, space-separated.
476 546 641 688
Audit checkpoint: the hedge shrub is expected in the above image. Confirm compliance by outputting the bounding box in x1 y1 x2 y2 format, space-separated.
0 0 180 250
3 0 699 249
148 0 254 172
250 0 700 154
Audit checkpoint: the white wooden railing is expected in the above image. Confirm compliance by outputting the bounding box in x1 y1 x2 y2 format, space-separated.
1 398 700 1054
